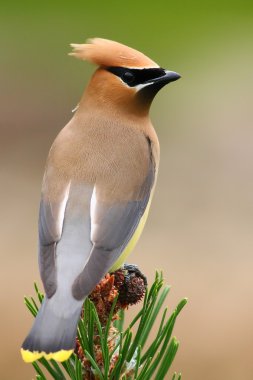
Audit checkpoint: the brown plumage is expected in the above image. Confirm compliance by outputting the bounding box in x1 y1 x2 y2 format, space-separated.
69 38 159 68
21 38 180 363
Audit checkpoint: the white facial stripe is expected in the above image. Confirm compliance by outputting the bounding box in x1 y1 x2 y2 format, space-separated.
135 82 154 92
116 76 154 91
121 65 159 69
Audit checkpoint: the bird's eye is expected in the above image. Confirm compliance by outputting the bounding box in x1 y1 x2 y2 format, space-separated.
122 71 135 84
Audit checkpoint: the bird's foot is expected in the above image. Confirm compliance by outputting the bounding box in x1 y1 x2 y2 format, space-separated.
112 263 147 307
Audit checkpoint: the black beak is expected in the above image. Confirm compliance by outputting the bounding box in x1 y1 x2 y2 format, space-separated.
137 69 181 104
147 70 181 86
160 70 181 83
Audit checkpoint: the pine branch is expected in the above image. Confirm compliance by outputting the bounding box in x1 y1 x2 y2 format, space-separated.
24 269 187 380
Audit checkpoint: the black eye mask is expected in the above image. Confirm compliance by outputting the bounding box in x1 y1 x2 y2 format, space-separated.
107 67 166 87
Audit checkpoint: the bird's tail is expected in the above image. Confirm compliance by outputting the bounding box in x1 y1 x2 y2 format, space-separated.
21 294 83 362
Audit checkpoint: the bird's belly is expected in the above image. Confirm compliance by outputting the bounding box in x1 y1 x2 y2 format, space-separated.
109 197 152 272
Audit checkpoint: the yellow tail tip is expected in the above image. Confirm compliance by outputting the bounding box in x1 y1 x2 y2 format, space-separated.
21 348 73 363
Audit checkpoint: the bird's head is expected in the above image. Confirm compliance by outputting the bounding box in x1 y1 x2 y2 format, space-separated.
70 38 180 117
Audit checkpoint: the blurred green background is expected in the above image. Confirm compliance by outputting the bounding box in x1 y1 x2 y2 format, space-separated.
1 1 253 378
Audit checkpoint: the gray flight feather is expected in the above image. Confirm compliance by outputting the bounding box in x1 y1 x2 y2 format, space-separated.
39 198 66 298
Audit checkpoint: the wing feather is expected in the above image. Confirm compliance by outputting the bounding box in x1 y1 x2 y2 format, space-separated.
38 180 70 298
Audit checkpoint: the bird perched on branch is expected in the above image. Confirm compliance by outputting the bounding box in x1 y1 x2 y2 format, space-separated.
21 38 180 363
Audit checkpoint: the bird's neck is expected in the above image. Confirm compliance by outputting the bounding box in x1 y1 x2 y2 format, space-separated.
74 98 153 138
77 83 151 121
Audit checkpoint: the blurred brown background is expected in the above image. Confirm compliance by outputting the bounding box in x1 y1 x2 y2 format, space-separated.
1 1 253 379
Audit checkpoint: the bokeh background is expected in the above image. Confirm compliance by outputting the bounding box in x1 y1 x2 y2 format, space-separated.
1 1 253 378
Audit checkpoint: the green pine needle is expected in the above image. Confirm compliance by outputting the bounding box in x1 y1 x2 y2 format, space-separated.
24 272 187 379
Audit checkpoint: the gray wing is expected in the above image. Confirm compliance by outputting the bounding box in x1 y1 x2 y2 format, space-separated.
38 179 96 299
39 136 156 301
38 183 70 297
72 154 156 300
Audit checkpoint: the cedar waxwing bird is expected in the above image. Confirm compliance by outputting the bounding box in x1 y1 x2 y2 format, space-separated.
21 38 180 363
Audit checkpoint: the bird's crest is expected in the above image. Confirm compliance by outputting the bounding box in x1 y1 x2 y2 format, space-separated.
69 38 158 69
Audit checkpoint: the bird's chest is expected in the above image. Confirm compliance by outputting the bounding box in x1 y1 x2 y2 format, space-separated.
50 123 150 202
